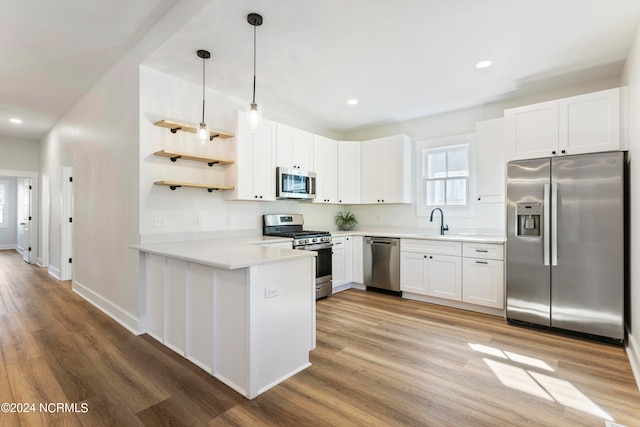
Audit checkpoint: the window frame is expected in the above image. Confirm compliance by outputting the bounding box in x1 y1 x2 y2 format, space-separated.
415 133 477 218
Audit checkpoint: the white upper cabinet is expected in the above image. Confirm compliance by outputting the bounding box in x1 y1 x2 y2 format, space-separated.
337 141 361 204
505 88 621 161
229 111 276 201
313 135 338 204
361 135 412 204
505 100 559 161
558 88 620 155
475 118 505 203
276 123 314 170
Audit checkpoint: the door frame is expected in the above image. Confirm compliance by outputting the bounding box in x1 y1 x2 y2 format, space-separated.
60 165 73 281
0 169 39 260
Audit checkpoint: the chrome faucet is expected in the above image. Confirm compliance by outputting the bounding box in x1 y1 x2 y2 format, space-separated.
429 208 449 235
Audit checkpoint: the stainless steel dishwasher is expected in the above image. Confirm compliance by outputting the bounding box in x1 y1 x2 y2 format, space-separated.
363 237 401 294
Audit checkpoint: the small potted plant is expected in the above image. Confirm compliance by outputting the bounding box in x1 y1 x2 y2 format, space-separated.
335 209 357 231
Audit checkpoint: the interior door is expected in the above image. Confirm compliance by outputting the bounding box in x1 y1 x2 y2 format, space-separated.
17 178 32 263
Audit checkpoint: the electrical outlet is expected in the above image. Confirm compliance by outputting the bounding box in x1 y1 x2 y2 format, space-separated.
194 214 200 226
153 215 166 227
265 288 278 299
225 214 231 226
377 214 382 223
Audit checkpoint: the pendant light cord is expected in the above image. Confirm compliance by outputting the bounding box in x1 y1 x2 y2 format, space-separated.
202 53 206 123
252 24 257 104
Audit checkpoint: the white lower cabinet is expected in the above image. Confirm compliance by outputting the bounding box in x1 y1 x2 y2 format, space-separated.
462 242 504 309
401 239 505 312
428 254 462 301
332 236 346 290
331 235 363 290
351 236 364 284
400 252 428 294
400 239 462 301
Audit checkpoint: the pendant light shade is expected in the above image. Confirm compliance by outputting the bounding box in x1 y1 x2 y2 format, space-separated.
247 13 263 131
197 49 211 143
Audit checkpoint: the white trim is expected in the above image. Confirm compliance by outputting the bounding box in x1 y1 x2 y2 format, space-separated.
626 331 640 392
48 266 62 280
72 279 143 335
0 244 17 250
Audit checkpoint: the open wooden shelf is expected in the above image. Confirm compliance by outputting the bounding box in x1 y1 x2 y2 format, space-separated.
154 150 235 167
154 181 235 192
154 119 234 140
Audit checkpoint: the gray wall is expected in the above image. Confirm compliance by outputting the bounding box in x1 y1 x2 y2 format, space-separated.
0 135 39 172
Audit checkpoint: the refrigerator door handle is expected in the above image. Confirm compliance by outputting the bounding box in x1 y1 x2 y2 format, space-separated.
543 184 550 266
551 183 558 266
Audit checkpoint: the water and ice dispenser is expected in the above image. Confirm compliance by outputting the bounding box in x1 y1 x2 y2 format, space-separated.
516 202 542 237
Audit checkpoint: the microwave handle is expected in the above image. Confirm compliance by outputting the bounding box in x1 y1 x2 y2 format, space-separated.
310 176 316 196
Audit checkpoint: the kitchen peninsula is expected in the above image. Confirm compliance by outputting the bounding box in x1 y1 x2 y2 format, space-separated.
132 236 315 399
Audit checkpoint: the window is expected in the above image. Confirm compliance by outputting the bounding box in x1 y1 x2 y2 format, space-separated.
416 133 475 217
0 181 6 228
423 144 469 206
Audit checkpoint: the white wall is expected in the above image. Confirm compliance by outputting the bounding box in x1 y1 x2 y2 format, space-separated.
39 56 142 330
621 22 640 388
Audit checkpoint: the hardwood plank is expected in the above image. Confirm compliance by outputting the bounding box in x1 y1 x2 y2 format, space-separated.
31 327 102 403
69 328 171 414
6 357 82 426
78 393 143 427
0 311 42 365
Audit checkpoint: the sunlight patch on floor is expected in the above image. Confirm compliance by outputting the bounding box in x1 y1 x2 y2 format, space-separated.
468 343 553 371
470 343 614 423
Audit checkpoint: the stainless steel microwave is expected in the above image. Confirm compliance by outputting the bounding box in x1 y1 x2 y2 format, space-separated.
276 167 316 200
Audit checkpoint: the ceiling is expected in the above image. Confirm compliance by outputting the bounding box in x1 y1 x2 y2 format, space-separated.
4 0 640 141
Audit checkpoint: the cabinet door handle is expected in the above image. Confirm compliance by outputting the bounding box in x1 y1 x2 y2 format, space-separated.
475 260 488 264
475 249 489 253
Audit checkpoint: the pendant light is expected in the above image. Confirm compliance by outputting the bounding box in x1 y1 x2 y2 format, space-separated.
197 49 211 143
247 13 263 131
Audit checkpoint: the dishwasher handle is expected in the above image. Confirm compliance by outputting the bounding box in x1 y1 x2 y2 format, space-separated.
365 237 398 246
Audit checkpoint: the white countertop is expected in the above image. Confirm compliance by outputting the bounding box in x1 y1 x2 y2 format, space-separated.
131 235 313 270
331 229 506 244
132 229 504 270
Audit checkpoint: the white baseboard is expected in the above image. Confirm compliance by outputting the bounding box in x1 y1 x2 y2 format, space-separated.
402 292 505 317
48 266 62 280
0 244 17 250
626 331 640 392
72 280 144 335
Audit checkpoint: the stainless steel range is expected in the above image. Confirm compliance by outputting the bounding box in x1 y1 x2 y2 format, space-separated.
263 214 332 299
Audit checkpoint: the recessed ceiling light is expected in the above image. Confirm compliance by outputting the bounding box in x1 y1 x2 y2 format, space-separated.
347 99 359 105
476 60 492 69
9 118 22 124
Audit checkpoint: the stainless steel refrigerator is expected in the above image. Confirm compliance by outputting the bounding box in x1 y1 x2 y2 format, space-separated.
506 151 626 343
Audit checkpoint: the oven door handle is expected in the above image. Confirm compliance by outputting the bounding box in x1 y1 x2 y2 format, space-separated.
296 242 333 251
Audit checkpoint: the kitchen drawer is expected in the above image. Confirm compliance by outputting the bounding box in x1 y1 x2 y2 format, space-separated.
401 239 461 256
463 242 504 260
332 236 346 247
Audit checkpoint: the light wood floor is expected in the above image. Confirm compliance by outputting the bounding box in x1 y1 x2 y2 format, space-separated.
1 249 639 426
